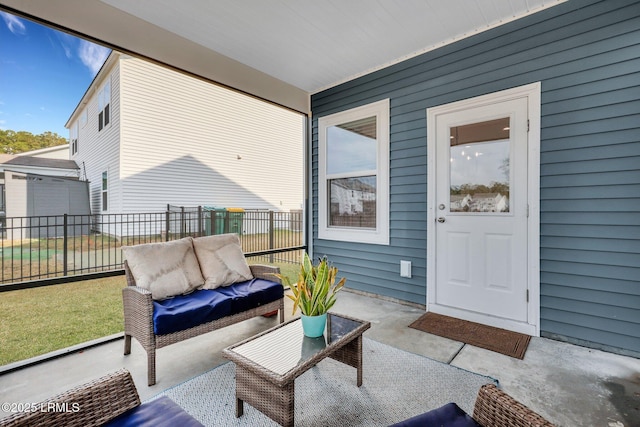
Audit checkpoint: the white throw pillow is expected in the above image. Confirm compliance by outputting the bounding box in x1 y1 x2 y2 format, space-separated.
122 237 204 300
192 234 253 289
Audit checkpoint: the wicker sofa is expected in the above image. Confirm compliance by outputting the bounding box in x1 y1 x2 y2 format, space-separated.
0 369 203 427
122 234 285 386
390 383 555 427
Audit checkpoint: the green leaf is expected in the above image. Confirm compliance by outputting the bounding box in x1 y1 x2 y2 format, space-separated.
288 252 345 316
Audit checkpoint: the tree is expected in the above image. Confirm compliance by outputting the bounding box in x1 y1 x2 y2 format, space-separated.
0 129 68 154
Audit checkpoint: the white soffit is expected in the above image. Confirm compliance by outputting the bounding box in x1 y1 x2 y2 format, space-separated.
101 0 566 94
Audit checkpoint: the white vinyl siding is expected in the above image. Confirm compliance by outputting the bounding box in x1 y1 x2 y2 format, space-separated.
69 53 303 217
72 61 121 214
118 56 304 213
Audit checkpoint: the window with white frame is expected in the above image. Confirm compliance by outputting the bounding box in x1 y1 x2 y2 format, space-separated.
98 77 111 131
70 123 78 155
80 109 88 128
101 171 108 211
318 99 389 245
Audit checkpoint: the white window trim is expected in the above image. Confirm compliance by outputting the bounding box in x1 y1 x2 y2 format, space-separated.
101 170 108 212
70 122 78 155
318 98 390 245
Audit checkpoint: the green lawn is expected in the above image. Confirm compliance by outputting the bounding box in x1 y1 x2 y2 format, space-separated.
0 276 125 366
0 262 299 366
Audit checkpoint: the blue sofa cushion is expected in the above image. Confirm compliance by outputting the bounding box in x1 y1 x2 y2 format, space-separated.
152 279 282 335
153 288 232 335
104 396 203 427
389 402 481 427
215 278 284 314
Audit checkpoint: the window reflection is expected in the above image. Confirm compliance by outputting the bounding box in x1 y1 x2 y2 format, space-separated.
329 176 376 228
327 116 377 175
450 118 510 213
326 115 378 229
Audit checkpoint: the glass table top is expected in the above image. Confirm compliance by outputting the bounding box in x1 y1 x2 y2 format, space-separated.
229 313 366 376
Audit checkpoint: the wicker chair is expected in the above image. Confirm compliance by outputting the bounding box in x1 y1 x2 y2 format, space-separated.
473 384 555 427
0 369 203 427
392 383 554 427
123 262 285 386
0 370 141 427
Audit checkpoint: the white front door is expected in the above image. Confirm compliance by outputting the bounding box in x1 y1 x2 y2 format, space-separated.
427 84 540 335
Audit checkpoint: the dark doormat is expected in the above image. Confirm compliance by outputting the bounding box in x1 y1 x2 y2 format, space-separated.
409 312 531 359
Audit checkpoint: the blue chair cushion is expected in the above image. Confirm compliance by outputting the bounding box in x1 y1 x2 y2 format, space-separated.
214 278 284 314
152 279 282 335
104 396 203 427
153 288 232 335
389 402 481 427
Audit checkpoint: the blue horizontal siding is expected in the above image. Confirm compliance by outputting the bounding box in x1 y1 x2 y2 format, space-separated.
541 272 637 296
543 224 640 239
542 236 640 253
541 198 640 212
543 183 640 199
312 0 640 355
544 285 640 311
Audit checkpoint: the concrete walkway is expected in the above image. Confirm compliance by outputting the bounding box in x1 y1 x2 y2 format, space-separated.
1 290 638 426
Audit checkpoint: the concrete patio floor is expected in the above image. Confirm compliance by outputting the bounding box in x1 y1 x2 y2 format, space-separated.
1 290 638 426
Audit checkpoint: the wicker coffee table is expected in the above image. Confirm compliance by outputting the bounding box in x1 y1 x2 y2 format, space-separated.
222 312 371 426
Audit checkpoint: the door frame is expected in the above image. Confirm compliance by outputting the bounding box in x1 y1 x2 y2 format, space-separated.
426 82 541 336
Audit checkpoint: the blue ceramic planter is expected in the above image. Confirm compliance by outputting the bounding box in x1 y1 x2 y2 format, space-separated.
300 313 327 338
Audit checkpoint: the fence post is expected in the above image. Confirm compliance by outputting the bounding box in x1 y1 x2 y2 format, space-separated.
180 207 185 238
224 210 230 234
63 214 68 276
197 206 203 237
165 210 170 241
269 210 274 264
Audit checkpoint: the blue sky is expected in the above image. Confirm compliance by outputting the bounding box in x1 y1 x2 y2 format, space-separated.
0 11 110 137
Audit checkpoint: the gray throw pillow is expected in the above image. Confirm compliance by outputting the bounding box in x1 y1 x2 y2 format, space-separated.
192 234 253 289
122 237 204 300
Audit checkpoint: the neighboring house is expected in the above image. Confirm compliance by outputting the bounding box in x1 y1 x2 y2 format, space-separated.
15 144 71 161
0 148 85 238
312 0 639 357
468 193 509 213
4 171 90 239
0 153 79 179
0 153 80 217
330 178 376 215
65 52 304 224
450 195 471 212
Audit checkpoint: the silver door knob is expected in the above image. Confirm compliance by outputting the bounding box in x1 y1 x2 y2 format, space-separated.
437 217 445 223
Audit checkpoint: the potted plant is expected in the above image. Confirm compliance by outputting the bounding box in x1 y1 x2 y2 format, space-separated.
275 252 345 337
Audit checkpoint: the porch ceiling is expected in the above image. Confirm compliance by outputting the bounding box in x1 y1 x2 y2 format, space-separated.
0 0 565 113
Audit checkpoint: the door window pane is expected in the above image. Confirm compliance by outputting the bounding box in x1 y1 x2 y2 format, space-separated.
449 118 510 213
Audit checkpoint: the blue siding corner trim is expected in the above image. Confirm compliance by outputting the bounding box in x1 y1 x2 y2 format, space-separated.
311 0 640 356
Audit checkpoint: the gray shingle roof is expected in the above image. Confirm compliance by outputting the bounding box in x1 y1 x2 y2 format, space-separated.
0 154 79 170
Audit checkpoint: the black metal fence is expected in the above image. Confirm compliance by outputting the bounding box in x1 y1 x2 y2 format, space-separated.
0 208 304 288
